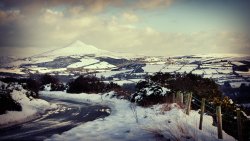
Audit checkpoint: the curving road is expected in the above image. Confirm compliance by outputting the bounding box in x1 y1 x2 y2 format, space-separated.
0 97 110 141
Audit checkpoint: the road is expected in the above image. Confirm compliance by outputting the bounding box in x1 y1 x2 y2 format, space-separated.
0 96 110 141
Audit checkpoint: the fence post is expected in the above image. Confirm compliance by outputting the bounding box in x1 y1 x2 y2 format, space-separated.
184 93 189 106
180 92 183 104
216 106 223 139
199 98 205 130
237 109 243 141
186 92 192 115
176 91 183 104
172 93 176 103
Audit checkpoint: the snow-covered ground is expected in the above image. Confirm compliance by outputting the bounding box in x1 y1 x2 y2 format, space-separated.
0 82 57 127
40 91 235 141
0 68 25 74
27 67 67 74
43 40 110 58
95 70 132 78
142 64 165 72
67 58 100 69
84 61 116 69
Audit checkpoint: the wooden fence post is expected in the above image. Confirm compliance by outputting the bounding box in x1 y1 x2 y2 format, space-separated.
184 93 189 106
216 106 223 139
172 93 176 103
199 98 205 130
180 92 183 104
186 92 192 115
237 109 243 141
176 91 183 104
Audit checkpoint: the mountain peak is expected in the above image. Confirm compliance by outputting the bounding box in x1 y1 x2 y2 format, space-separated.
42 40 105 57
69 40 92 48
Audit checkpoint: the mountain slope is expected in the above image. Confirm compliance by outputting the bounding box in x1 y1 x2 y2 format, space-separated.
40 40 109 57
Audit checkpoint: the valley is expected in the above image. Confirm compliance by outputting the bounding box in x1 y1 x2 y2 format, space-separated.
1 41 250 105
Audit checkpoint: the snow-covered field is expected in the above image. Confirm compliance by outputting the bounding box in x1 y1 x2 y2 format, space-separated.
95 70 132 78
40 91 235 141
142 64 165 72
27 67 67 74
67 58 100 69
0 68 25 74
84 61 116 69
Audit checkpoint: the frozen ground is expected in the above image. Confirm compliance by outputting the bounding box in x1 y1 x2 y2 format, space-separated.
40 91 235 141
67 58 100 69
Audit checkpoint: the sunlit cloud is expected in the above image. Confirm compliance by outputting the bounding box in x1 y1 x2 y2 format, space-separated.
0 0 249 56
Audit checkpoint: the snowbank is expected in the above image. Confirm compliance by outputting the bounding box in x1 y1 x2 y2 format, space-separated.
40 91 235 141
0 83 57 127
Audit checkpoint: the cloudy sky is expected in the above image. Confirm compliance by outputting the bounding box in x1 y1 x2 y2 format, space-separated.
0 0 250 56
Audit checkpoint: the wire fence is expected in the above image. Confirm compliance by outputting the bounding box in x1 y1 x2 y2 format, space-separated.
192 95 239 120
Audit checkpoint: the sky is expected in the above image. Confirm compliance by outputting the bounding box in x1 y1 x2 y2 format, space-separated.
0 0 250 57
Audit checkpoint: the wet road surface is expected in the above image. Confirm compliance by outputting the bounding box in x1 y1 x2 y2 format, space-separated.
0 96 110 141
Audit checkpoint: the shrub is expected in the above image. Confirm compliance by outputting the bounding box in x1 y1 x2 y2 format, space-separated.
39 74 66 91
67 75 120 93
113 88 132 100
149 72 222 101
105 82 119 91
40 74 59 85
131 81 171 106
0 90 22 115
24 79 40 98
1 77 40 98
122 83 136 93
51 83 66 91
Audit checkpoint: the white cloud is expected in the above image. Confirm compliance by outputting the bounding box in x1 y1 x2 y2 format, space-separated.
39 9 64 24
1 7 249 56
122 12 139 23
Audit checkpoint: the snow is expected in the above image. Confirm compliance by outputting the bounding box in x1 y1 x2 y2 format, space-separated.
192 69 205 75
103 79 143 86
176 65 197 73
216 68 232 74
203 69 218 74
45 40 110 57
231 61 246 66
2 57 54 68
40 91 235 141
144 87 169 96
67 58 100 69
0 68 25 74
230 82 250 88
193 53 248 58
95 70 131 78
3 59 31 68
28 67 67 74
161 65 181 72
44 84 52 91
28 57 55 64
142 64 165 72
103 80 133 86
144 57 161 62
236 70 250 77
0 83 57 127
84 62 116 69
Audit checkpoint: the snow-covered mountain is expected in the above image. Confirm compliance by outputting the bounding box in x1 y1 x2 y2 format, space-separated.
0 40 134 69
35 40 110 58
1 40 249 76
